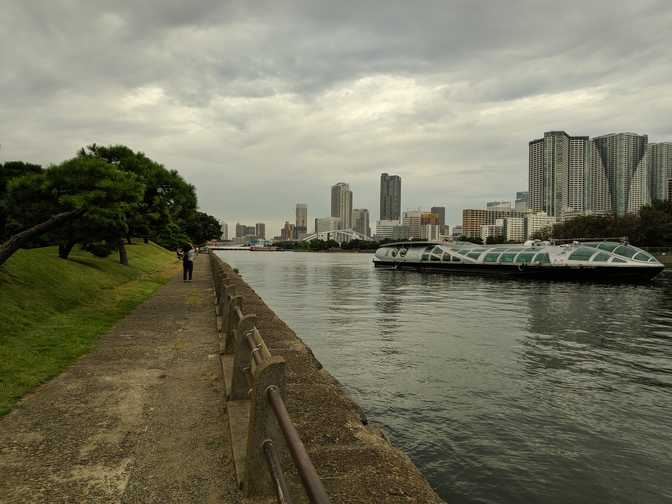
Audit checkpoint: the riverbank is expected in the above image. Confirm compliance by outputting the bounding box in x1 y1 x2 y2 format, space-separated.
0 242 176 416
212 254 444 503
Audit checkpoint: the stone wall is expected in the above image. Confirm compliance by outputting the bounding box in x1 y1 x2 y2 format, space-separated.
211 254 444 503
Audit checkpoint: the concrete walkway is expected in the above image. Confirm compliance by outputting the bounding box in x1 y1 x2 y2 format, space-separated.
0 259 242 503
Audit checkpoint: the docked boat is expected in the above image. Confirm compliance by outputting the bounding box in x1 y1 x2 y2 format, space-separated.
373 240 664 282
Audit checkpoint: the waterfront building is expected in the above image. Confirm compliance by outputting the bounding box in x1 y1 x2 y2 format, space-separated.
481 224 503 243
295 203 308 238
647 143 672 201
503 217 526 243
380 173 402 221
529 131 589 218
486 201 512 211
235 223 256 238
462 209 527 239
352 209 371 237
375 220 409 240
280 221 295 241
315 216 341 234
526 212 556 239
255 223 266 240
421 224 441 241
430 206 446 226
403 210 423 239
331 182 353 229
591 132 650 216
220 221 228 241
515 191 529 212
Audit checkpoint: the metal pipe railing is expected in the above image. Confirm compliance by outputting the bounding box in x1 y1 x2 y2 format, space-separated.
267 385 331 504
262 439 294 504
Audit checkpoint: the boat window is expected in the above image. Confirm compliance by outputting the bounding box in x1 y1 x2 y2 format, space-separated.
505 248 524 253
432 246 443 255
614 245 638 258
431 255 441 262
442 252 452 261
457 249 471 255
421 253 430 261
467 251 483 260
515 252 535 263
391 249 398 257
424 245 434 252
533 253 551 264
488 247 509 253
649 257 658 263
500 252 517 263
568 247 596 261
592 252 610 262
484 253 501 263
399 248 408 257
633 252 652 262
611 257 626 263
452 256 462 262
597 242 620 252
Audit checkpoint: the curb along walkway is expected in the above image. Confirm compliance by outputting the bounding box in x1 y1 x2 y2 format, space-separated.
0 259 242 503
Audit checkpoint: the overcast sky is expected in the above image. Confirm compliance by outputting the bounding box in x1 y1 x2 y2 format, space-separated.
2 1 672 235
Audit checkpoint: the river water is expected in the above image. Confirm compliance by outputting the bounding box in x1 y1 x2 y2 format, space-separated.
216 251 672 504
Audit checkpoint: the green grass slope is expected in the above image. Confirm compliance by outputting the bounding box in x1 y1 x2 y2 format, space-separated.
0 242 177 415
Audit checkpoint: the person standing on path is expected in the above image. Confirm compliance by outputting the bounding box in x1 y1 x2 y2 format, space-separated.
182 243 196 281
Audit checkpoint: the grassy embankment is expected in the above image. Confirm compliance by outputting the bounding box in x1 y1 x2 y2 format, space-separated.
0 242 177 416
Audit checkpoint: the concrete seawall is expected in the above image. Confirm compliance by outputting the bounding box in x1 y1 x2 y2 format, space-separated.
212 254 444 503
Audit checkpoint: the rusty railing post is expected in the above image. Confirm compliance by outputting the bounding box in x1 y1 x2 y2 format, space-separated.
229 314 257 400
244 356 288 498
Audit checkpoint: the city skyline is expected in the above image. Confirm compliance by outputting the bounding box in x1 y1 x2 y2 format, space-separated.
3 2 672 240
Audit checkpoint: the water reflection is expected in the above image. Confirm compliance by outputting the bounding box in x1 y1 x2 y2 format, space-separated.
217 252 672 504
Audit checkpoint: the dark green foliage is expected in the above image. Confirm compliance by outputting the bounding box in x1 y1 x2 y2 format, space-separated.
185 211 222 245
0 162 43 241
81 241 115 258
546 200 672 246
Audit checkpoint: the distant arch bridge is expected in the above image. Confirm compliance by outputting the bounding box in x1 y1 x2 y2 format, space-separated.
301 229 373 245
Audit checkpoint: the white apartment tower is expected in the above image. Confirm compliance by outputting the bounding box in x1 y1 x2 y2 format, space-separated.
331 183 353 229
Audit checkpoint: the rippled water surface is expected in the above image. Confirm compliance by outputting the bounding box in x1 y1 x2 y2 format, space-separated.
216 251 672 503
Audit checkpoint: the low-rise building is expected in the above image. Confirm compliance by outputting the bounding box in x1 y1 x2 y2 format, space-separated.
503 217 526 243
526 212 556 239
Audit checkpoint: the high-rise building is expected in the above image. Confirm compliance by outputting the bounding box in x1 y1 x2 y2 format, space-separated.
592 132 649 216
220 221 228 241
255 223 266 239
403 210 423 239
331 182 353 229
380 173 401 221
235 223 256 238
515 191 529 212
486 201 512 211
315 217 341 234
503 217 526 242
280 221 295 241
295 203 308 237
528 131 589 219
421 212 440 225
430 206 446 226
526 212 556 239
462 209 527 239
647 143 672 201
352 209 371 237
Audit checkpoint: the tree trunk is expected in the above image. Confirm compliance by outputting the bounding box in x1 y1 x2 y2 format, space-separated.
126 235 133 245
58 240 76 259
143 236 149 244
118 239 129 266
0 208 85 267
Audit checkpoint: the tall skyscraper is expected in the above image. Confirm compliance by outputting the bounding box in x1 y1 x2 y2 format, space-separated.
352 209 370 237
529 131 589 218
255 223 266 239
380 173 401 221
295 203 308 236
331 182 353 229
220 221 228 241
430 206 446 226
515 191 529 212
647 142 672 201
592 132 649 216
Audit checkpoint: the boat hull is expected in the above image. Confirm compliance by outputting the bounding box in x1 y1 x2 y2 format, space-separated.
373 260 664 283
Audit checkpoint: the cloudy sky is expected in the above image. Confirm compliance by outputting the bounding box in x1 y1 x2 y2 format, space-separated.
2 1 672 235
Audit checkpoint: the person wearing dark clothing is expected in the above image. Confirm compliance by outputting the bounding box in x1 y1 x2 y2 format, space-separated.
182 244 195 281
